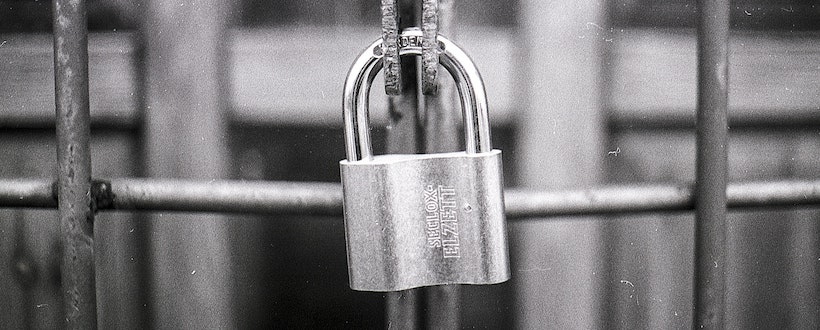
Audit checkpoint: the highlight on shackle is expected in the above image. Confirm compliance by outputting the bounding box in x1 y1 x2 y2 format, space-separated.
342 29 491 161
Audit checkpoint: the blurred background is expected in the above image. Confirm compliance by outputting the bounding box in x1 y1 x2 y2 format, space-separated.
1 0 819 328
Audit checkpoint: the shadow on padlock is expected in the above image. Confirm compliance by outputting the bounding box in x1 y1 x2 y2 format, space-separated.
339 29 510 292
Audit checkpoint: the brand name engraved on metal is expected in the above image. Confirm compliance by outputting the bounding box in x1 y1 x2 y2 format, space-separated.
424 185 460 258
399 34 423 49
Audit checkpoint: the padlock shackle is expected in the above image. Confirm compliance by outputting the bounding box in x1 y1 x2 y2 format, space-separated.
343 29 491 161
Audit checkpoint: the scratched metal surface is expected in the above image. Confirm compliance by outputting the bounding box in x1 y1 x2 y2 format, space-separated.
340 151 509 291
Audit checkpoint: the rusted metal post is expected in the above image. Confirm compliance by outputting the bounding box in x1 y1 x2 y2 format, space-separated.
694 0 730 328
52 0 97 328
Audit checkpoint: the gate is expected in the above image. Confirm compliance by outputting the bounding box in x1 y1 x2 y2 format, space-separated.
1 0 818 328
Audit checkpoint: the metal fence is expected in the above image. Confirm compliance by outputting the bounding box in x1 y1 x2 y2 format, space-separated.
2 0 820 328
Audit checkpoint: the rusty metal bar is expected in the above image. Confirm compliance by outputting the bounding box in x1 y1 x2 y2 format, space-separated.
381 0 401 96
694 0 730 328
52 0 97 328
420 0 439 95
2 179 820 217
112 179 341 215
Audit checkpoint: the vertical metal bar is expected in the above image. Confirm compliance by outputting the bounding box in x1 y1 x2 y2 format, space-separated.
694 0 730 328
516 0 606 328
423 285 460 329
52 0 97 328
142 1 234 328
422 0 461 328
11 212 36 328
385 1 421 328
131 31 154 329
386 289 421 329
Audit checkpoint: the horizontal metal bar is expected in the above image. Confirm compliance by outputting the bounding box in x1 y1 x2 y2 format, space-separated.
114 179 342 216
1 178 819 217
726 180 820 208
0 179 56 207
504 185 693 217
608 108 820 130
510 180 820 217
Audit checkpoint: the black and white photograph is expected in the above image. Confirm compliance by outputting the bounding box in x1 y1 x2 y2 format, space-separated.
0 0 818 328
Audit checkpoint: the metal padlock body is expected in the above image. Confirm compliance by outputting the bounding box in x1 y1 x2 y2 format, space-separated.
341 29 510 292
341 151 507 291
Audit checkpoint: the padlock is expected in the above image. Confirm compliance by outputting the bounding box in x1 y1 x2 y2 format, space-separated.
340 29 510 292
